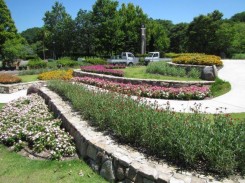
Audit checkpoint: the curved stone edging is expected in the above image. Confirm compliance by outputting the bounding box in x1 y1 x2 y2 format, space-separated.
0 81 46 94
34 86 243 183
73 70 214 88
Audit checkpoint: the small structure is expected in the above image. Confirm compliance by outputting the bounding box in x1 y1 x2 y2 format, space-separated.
141 24 146 54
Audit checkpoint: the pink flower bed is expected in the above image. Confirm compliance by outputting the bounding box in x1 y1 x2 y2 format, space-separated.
104 64 126 69
73 77 211 100
80 65 124 77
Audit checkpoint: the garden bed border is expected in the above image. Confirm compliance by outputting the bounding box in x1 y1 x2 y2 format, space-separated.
0 81 46 94
73 70 214 88
32 86 241 183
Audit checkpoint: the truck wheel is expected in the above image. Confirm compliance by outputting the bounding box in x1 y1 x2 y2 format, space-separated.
128 62 133 67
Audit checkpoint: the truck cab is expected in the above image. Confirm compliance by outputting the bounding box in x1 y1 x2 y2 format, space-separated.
144 52 161 65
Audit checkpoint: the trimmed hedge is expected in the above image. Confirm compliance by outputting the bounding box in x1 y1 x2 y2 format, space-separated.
0 73 22 84
84 58 107 65
28 58 47 69
172 54 223 66
57 57 79 68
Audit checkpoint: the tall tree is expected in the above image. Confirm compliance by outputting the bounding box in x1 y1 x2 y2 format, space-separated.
0 0 18 57
92 0 123 55
187 10 223 55
230 12 245 23
118 3 148 53
169 23 189 53
43 2 75 58
75 10 95 56
231 23 245 54
147 19 170 52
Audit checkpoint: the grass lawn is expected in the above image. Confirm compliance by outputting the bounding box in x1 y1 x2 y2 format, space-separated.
0 145 107 183
120 66 202 81
0 103 4 109
19 75 39 82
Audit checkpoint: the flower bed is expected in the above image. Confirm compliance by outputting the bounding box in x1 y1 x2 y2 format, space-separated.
73 76 211 100
48 80 245 176
104 64 126 69
0 94 76 160
80 65 124 77
38 69 73 80
0 73 22 84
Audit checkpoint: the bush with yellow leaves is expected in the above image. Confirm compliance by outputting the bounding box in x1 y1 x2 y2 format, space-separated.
172 54 223 66
38 69 73 80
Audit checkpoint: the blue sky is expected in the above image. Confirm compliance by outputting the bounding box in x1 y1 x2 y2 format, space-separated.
5 0 245 32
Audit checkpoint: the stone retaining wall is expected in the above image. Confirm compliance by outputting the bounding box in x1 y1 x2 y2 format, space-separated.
33 86 242 183
0 81 46 93
73 70 214 88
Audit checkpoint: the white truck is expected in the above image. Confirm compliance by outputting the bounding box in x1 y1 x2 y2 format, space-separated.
107 52 139 66
144 52 171 65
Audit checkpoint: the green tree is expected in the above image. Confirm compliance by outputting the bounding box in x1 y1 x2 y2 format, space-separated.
230 11 245 23
147 19 170 52
92 0 123 55
231 23 245 54
43 2 75 58
74 10 95 56
187 10 223 54
118 3 148 53
215 22 235 57
0 0 18 57
169 23 189 53
21 27 43 44
2 37 35 65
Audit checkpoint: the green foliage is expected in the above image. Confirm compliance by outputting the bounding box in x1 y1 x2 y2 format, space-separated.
84 58 107 65
48 80 245 176
187 10 223 55
231 23 245 54
210 78 231 97
27 58 47 69
230 11 245 22
2 37 35 62
122 66 201 81
57 57 78 68
43 2 75 58
0 0 18 56
232 53 245 59
169 23 189 53
146 61 201 79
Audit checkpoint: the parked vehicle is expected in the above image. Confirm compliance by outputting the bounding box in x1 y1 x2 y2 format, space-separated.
107 52 139 66
144 52 171 65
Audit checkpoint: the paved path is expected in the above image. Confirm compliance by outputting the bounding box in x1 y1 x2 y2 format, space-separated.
1 60 245 113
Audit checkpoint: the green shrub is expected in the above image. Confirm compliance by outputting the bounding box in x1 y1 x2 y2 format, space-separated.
210 78 231 97
146 61 201 78
232 53 245 59
84 58 107 65
48 80 245 176
27 58 47 69
56 57 78 68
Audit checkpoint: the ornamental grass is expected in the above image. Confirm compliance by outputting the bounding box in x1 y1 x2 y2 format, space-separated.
0 94 76 160
0 73 22 84
48 80 245 176
80 65 124 77
172 54 223 66
38 69 73 80
73 76 210 100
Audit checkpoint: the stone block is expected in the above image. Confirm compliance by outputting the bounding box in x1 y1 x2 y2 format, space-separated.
86 144 98 160
100 159 116 182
